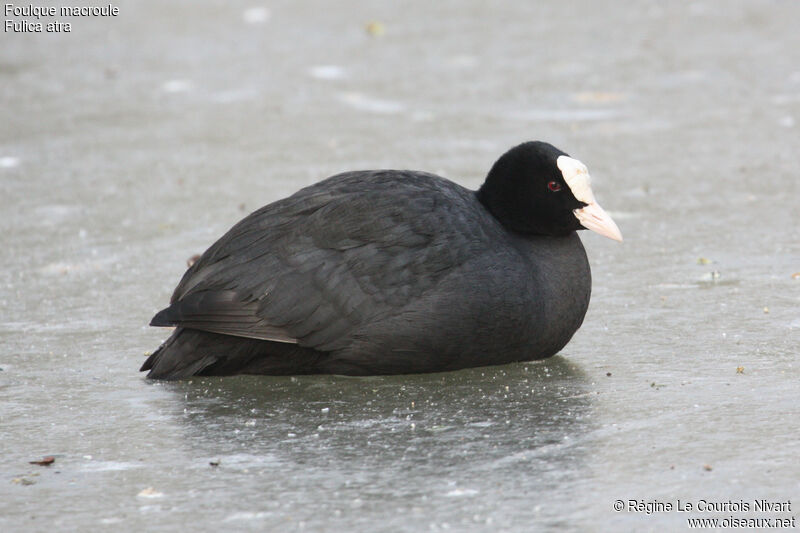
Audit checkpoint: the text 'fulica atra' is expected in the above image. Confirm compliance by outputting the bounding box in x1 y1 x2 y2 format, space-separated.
142 141 621 379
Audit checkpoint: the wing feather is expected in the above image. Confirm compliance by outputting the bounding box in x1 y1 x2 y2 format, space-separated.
151 171 495 352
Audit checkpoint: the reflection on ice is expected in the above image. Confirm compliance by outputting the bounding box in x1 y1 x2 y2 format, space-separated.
338 92 406 114
309 65 347 80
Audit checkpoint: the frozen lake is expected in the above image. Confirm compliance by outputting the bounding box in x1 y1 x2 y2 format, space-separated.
1 0 798 530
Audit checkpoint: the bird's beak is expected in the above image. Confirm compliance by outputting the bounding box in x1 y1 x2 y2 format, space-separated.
574 202 623 242
556 155 623 242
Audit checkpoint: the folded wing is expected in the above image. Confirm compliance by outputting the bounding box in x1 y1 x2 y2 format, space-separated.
150 171 490 353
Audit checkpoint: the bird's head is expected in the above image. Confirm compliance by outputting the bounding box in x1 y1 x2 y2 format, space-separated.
478 141 622 241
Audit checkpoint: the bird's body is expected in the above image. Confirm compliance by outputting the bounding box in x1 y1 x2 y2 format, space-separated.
142 142 620 379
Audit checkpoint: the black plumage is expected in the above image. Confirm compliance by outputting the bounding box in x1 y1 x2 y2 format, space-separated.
142 141 620 379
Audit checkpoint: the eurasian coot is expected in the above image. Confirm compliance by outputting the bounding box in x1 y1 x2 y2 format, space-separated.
142 141 621 379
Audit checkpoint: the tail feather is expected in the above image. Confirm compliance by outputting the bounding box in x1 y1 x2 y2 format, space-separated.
142 327 325 380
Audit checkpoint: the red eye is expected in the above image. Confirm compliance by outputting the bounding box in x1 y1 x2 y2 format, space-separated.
547 181 562 192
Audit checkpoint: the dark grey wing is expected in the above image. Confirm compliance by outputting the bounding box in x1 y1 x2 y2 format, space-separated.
150 171 492 352
149 291 296 342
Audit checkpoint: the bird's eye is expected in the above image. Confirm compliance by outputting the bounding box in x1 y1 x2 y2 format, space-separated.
547 181 562 192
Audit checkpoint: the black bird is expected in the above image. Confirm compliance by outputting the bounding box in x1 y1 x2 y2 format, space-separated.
142 141 621 379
